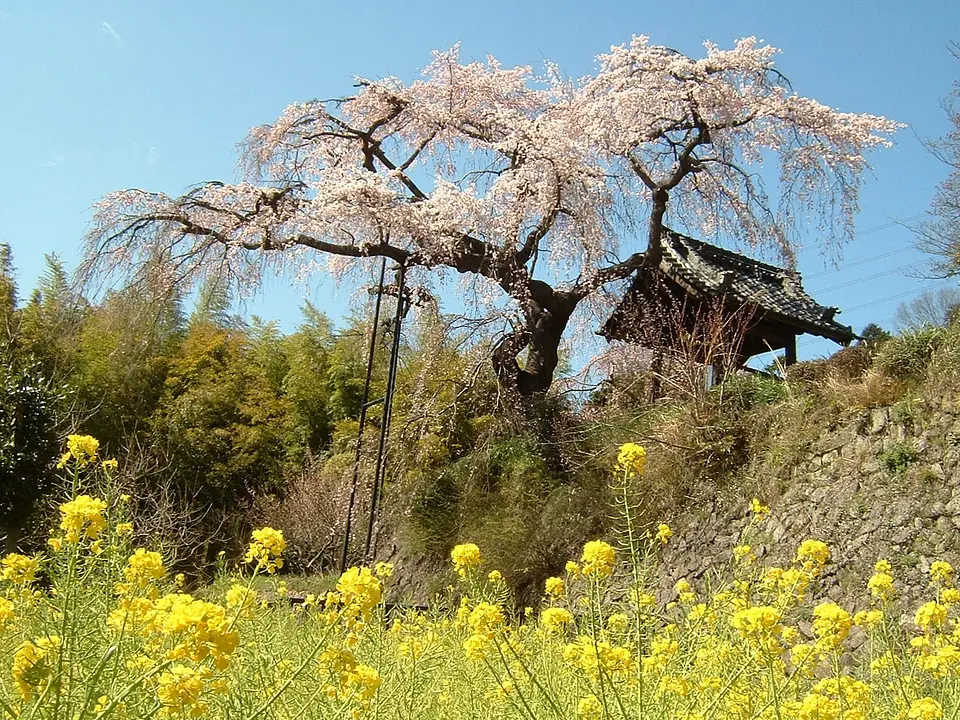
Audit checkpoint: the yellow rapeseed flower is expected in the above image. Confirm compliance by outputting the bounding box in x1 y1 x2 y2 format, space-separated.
750 498 770 518
854 609 884 628
580 540 615 579
468 602 505 636
59 495 107 543
463 632 492 660
225 583 257 619
733 544 754 563
868 571 895 602
343 663 381 706
244 527 286 574
790 643 821 676
606 612 629 633
643 635 680 672
793 692 839 720
630 587 657 607
907 697 944 720
118 593 237 669
795 539 830 574
123 549 166 590
655 523 673 545
776 567 812 602
915 601 949 631
545 576 564 597
730 605 781 639
658 674 690 697
336 566 383 623
564 635 634 679
577 694 603 720
57 434 100 468
451 543 481 577
687 603 716 625
1 553 39 585
156 664 207 717
0 597 15 630
317 645 381 708
540 607 574 634
615 443 646 476
870 650 894 673
11 636 61 700
730 606 782 653
930 560 954 586
812 602 852 649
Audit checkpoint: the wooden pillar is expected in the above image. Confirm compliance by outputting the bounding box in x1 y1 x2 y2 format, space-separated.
784 335 798 366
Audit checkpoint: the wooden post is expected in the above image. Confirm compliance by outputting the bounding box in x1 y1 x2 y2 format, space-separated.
784 336 798 366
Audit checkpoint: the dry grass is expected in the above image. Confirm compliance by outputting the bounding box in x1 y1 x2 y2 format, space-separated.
254 454 354 574
819 368 907 411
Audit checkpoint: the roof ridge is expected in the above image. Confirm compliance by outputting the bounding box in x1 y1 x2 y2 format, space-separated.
653 227 854 344
661 227 793 278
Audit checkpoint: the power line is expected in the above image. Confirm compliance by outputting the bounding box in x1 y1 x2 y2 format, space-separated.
796 284 956 350
843 281 956 314
854 214 925 236
802 213 925 280
810 261 924 294
804 246 915 280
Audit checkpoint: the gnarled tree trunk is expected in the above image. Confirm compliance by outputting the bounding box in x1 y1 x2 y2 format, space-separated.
492 286 579 401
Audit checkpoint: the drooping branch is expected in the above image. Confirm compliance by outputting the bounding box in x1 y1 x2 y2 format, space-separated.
84 36 901 402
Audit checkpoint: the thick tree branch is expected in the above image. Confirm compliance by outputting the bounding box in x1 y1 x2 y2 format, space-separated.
515 182 562 266
572 252 647 298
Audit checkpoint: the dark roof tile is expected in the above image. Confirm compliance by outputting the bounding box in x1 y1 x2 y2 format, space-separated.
658 229 854 344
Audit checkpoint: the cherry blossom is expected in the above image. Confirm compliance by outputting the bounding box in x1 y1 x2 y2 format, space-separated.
84 36 901 398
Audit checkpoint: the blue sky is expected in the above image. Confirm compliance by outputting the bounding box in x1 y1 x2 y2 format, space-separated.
1 1 958 364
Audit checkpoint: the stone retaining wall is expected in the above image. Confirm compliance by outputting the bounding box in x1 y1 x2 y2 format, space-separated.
658 396 960 611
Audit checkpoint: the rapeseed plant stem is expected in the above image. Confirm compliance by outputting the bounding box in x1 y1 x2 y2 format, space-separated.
240 613 340 720
491 641 539 720
92 660 172 720
75 645 116 720
501 633 565 720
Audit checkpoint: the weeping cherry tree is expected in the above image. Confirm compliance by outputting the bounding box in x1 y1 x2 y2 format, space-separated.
84 36 900 401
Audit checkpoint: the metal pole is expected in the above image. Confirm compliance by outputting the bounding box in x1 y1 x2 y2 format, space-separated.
339 257 387 574
364 263 406 560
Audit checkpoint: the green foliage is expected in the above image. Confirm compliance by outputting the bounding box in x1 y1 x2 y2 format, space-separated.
150 321 292 508
925 316 960 388
70 284 183 445
877 441 920 475
0 244 17 337
859 322 892 348
189 276 238 329
406 425 608 600
280 305 338 454
18 255 88 383
721 372 789 408
0 356 60 545
874 325 946 380
325 321 376 422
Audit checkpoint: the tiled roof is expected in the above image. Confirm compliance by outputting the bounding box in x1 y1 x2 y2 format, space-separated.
653 228 855 344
